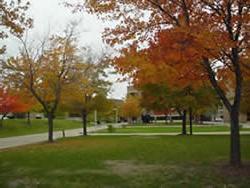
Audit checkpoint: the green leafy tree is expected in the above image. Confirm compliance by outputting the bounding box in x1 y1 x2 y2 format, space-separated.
62 59 111 135
140 83 219 135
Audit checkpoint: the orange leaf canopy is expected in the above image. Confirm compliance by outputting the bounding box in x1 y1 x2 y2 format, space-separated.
0 89 29 114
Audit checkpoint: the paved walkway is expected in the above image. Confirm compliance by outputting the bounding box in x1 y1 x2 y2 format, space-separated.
0 124 122 150
1 125 249 150
90 131 250 136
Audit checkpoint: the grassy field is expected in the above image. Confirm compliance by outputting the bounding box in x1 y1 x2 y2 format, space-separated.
0 135 249 187
0 119 83 138
124 122 227 126
1 120 249 138
99 125 250 133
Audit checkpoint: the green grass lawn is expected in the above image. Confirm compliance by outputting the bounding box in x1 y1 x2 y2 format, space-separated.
125 122 227 126
0 119 83 138
99 125 250 133
1 120 249 138
0 135 249 187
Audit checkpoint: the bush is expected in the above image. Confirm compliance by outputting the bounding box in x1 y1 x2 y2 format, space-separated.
122 124 127 128
107 125 115 133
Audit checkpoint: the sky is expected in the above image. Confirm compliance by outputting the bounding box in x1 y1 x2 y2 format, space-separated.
5 0 128 100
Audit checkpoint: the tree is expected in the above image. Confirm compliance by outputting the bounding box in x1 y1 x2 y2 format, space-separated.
140 83 219 135
90 94 114 123
62 58 111 136
114 45 218 135
17 88 39 125
182 86 220 135
241 79 250 114
121 96 141 124
140 83 187 133
0 88 28 127
0 0 32 54
2 25 81 142
76 0 250 166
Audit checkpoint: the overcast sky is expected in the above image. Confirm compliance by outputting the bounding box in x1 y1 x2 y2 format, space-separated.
5 0 128 100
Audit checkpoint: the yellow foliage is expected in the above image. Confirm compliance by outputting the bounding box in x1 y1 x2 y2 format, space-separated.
121 96 141 118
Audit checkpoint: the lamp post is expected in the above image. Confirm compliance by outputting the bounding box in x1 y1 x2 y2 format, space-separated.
82 92 97 136
94 110 98 126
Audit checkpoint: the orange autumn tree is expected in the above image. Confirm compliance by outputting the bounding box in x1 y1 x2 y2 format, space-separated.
74 0 250 167
2 25 82 142
0 0 32 54
0 88 29 127
18 88 38 125
114 45 219 135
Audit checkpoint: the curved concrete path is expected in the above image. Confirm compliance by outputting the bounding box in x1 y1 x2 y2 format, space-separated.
89 131 250 136
1 126 249 150
0 124 121 150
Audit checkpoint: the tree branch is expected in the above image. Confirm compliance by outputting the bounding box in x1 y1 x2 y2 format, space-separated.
202 57 232 112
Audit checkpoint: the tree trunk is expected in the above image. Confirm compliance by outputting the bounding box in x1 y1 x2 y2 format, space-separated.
182 110 187 135
230 107 241 166
27 112 31 125
189 108 193 135
47 112 54 142
194 115 199 124
165 115 168 124
0 117 4 128
170 115 173 123
202 57 242 166
82 111 87 136
0 114 7 128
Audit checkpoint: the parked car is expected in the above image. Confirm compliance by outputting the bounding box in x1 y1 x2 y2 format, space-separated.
35 114 43 119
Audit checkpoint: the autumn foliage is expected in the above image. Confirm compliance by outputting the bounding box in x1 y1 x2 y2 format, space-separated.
121 96 141 123
0 89 29 126
0 0 32 54
75 0 250 166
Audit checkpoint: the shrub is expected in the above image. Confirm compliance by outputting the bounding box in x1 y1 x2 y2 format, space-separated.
122 124 127 128
107 125 115 133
